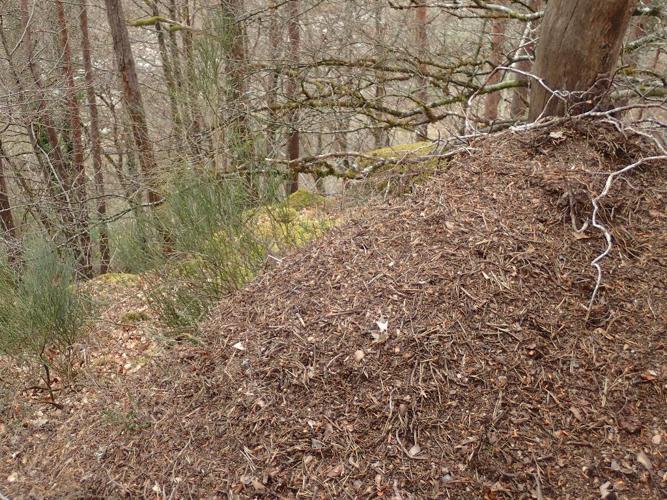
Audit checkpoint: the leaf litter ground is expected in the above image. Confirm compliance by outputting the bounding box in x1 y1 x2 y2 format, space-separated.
1 121 666 499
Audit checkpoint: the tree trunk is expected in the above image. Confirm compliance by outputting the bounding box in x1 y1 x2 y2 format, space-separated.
79 0 110 274
104 0 162 205
181 0 207 162
414 0 429 140
19 0 72 215
0 140 17 253
149 1 187 154
56 0 92 277
286 0 300 194
484 16 507 122
510 0 539 120
373 2 389 149
528 0 638 120
221 0 251 163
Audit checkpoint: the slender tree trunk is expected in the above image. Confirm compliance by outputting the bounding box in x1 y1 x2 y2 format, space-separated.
0 140 17 252
484 16 507 122
55 0 92 277
529 0 638 120
373 3 388 149
286 0 300 194
181 0 207 162
221 0 251 164
79 0 110 274
104 0 161 205
167 0 186 130
265 0 281 156
0 137 51 234
509 0 539 120
19 0 72 212
0 18 58 234
148 1 187 154
414 0 429 140
510 28 533 119
19 0 89 269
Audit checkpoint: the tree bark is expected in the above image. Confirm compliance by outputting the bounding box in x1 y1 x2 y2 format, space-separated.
56 0 92 277
373 2 389 149
265 0 281 155
104 0 162 205
529 0 638 120
221 0 251 163
484 16 507 122
0 140 17 244
19 0 72 206
414 0 429 140
79 0 110 274
510 0 539 119
181 0 207 162
286 0 300 194
149 1 187 154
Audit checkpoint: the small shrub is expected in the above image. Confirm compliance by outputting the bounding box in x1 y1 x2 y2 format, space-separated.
0 237 87 368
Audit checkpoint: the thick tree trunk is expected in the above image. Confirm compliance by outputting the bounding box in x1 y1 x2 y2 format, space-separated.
104 0 162 205
529 0 638 120
56 0 92 277
79 0 110 274
286 0 300 194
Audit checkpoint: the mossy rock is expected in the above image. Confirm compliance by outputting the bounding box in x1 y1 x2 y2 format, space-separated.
120 310 151 323
363 141 435 161
284 189 326 211
357 141 440 194
91 273 140 286
252 205 335 253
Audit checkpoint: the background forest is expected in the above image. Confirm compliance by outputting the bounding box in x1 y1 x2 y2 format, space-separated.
0 0 665 369
1 1 667 497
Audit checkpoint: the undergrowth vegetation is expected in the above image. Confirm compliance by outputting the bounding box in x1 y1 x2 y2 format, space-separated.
110 171 336 333
0 238 88 370
0 163 338 389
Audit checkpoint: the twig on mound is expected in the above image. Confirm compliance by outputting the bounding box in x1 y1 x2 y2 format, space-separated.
587 154 666 312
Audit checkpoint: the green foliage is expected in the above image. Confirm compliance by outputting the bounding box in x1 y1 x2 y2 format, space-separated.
146 172 265 329
0 237 87 363
114 169 335 331
109 215 164 274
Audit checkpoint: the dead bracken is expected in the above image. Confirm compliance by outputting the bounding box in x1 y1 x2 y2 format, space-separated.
1 121 666 498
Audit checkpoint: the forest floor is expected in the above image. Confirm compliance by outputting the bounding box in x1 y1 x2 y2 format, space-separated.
1 120 666 499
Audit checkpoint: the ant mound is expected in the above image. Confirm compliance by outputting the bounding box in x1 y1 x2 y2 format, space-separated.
4 121 666 498
184 122 666 498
